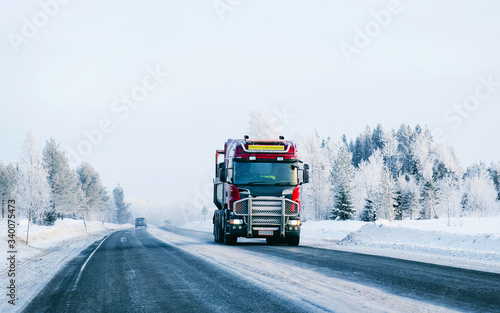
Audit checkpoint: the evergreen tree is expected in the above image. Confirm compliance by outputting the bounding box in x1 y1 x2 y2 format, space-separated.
396 174 420 220
76 162 107 219
393 190 402 220
433 144 462 181
361 126 374 164
381 127 400 179
396 124 413 175
371 124 384 151
114 184 131 224
0 163 17 208
360 199 375 222
351 136 363 167
331 185 355 220
488 162 500 201
420 180 438 219
43 138 83 217
330 141 355 220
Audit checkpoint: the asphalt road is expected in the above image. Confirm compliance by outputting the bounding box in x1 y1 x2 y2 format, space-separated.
22 228 309 313
23 227 500 313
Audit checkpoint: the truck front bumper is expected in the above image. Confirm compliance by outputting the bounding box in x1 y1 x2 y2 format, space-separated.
231 196 300 238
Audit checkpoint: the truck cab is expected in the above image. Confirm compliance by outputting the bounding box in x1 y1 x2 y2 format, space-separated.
213 136 309 245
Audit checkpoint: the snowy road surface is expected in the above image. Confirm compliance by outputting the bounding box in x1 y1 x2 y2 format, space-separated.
23 227 500 313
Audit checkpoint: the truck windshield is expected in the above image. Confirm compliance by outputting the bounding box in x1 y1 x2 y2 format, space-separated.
233 161 298 185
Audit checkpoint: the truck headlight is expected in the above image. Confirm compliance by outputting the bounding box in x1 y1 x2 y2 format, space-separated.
288 220 301 226
230 219 244 225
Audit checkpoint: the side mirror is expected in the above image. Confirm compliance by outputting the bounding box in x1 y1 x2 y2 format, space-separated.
220 169 227 182
303 164 310 184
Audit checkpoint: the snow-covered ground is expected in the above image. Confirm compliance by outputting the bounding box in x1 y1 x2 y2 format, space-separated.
0 218 131 312
182 216 500 273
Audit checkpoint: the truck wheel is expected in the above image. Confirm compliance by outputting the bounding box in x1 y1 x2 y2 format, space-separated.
287 235 300 246
213 223 219 243
213 214 223 243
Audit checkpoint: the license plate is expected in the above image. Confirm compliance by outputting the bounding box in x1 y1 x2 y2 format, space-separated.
258 230 274 236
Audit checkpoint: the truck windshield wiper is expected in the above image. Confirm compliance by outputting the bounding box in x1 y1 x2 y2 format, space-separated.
273 182 295 186
246 181 270 185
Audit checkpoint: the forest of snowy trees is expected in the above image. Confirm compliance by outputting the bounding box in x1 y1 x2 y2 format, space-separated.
297 124 500 222
0 130 130 226
2 113 499 226
248 110 500 223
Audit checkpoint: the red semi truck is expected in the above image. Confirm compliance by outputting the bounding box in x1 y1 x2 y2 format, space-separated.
213 136 309 246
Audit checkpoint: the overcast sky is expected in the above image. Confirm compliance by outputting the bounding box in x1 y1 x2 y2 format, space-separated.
1 0 499 206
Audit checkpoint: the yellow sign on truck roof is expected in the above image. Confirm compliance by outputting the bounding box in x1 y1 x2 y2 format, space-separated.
248 145 284 151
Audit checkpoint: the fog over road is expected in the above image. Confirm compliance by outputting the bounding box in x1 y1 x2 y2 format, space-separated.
23 227 500 313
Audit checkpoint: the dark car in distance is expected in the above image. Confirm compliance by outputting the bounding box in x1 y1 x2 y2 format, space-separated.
135 217 147 228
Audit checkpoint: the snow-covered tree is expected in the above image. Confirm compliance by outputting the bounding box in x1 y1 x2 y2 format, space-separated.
420 180 438 219
247 110 281 139
16 130 52 225
381 127 400 179
396 174 420 220
43 138 83 216
462 163 499 217
299 130 331 220
436 174 462 224
433 144 462 181
0 163 17 208
375 164 396 220
114 184 131 224
359 198 375 221
355 150 392 221
410 126 434 182
488 162 500 201
330 141 355 220
76 162 108 219
371 124 384 152
396 124 413 175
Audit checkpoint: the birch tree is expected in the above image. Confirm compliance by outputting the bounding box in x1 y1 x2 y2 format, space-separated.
16 130 52 224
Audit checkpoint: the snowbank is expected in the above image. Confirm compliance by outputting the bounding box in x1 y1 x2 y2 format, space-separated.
182 216 500 273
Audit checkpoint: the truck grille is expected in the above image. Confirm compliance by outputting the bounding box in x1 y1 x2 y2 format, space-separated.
253 216 281 225
234 201 248 215
233 197 299 223
252 199 282 215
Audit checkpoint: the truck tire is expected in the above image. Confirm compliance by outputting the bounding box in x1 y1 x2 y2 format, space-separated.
287 235 300 246
213 212 224 243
